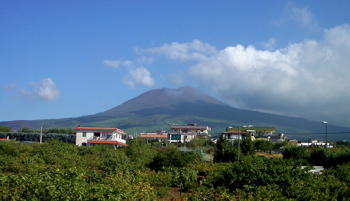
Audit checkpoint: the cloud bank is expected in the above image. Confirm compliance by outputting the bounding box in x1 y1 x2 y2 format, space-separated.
136 24 350 126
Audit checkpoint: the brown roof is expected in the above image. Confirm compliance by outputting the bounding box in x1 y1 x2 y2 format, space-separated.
88 140 128 146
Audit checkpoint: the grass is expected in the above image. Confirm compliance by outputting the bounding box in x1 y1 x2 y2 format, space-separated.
255 151 283 158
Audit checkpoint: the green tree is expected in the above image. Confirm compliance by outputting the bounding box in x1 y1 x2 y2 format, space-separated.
274 141 288 149
20 127 35 133
150 147 202 171
240 136 255 156
0 125 11 133
125 138 157 168
255 140 273 153
309 147 326 166
282 145 309 162
214 137 237 162
187 138 214 149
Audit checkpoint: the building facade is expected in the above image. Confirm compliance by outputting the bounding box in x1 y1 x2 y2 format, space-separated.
75 127 127 147
168 123 211 143
140 131 168 143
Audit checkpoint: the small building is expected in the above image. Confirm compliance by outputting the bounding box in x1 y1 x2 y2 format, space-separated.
225 126 275 136
222 126 276 143
140 131 168 143
168 123 211 143
298 141 333 148
309 138 318 144
221 131 242 144
75 127 127 147
258 133 286 142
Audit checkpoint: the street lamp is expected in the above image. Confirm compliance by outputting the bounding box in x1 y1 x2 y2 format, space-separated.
322 121 328 162
322 121 328 148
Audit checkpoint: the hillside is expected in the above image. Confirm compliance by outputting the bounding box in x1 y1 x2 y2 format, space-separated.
1 86 349 141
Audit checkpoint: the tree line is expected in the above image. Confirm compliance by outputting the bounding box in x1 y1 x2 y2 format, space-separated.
0 126 76 143
0 132 75 143
17 127 76 134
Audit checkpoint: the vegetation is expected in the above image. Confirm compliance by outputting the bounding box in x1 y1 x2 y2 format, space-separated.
2 136 350 200
0 132 75 143
17 127 76 134
0 126 11 133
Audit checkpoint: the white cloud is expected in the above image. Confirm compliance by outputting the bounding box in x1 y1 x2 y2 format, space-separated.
7 78 60 101
124 66 154 88
169 71 185 86
133 24 350 126
103 58 155 88
33 78 60 101
274 3 319 32
261 38 277 50
140 39 217 61
0 84 17 91
105 40 216 89
103 59 134 68
287 4 315 27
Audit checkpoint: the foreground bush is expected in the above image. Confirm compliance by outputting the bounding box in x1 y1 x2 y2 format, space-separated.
1 140 350 200
0 141 161 200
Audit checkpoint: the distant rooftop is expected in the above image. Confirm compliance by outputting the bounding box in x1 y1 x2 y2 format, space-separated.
172 124 211 130
75 127 126 134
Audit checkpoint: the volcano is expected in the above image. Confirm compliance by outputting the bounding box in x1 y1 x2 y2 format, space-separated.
1 86 349 140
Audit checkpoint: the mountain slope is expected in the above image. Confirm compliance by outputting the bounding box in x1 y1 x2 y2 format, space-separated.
1 86 349 141
96 86 228 116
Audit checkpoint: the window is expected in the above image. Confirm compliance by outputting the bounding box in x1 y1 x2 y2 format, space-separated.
82 132 86 137
171 134 181 141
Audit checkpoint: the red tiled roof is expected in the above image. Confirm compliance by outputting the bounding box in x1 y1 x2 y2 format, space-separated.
0 139 9 141
75 127 126 134
88 140 128 146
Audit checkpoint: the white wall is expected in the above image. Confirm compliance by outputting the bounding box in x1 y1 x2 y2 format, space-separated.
75 131 94 146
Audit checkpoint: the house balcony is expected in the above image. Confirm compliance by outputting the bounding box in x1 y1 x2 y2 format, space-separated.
87 136 127 146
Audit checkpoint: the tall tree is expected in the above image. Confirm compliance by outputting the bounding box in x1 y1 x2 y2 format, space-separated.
214 137 237 162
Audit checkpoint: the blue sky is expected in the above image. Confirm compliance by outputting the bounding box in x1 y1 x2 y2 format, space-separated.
1 1 350 127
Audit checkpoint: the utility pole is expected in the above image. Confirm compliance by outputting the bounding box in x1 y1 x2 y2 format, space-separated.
40 127 42 144
238 126 240 161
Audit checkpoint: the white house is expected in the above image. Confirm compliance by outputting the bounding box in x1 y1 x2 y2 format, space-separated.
221 132 242 145
75 127 127 147
258 133 286 142
168 124 211 143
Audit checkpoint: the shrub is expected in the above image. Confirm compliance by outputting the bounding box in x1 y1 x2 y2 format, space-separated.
150 147 202 171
